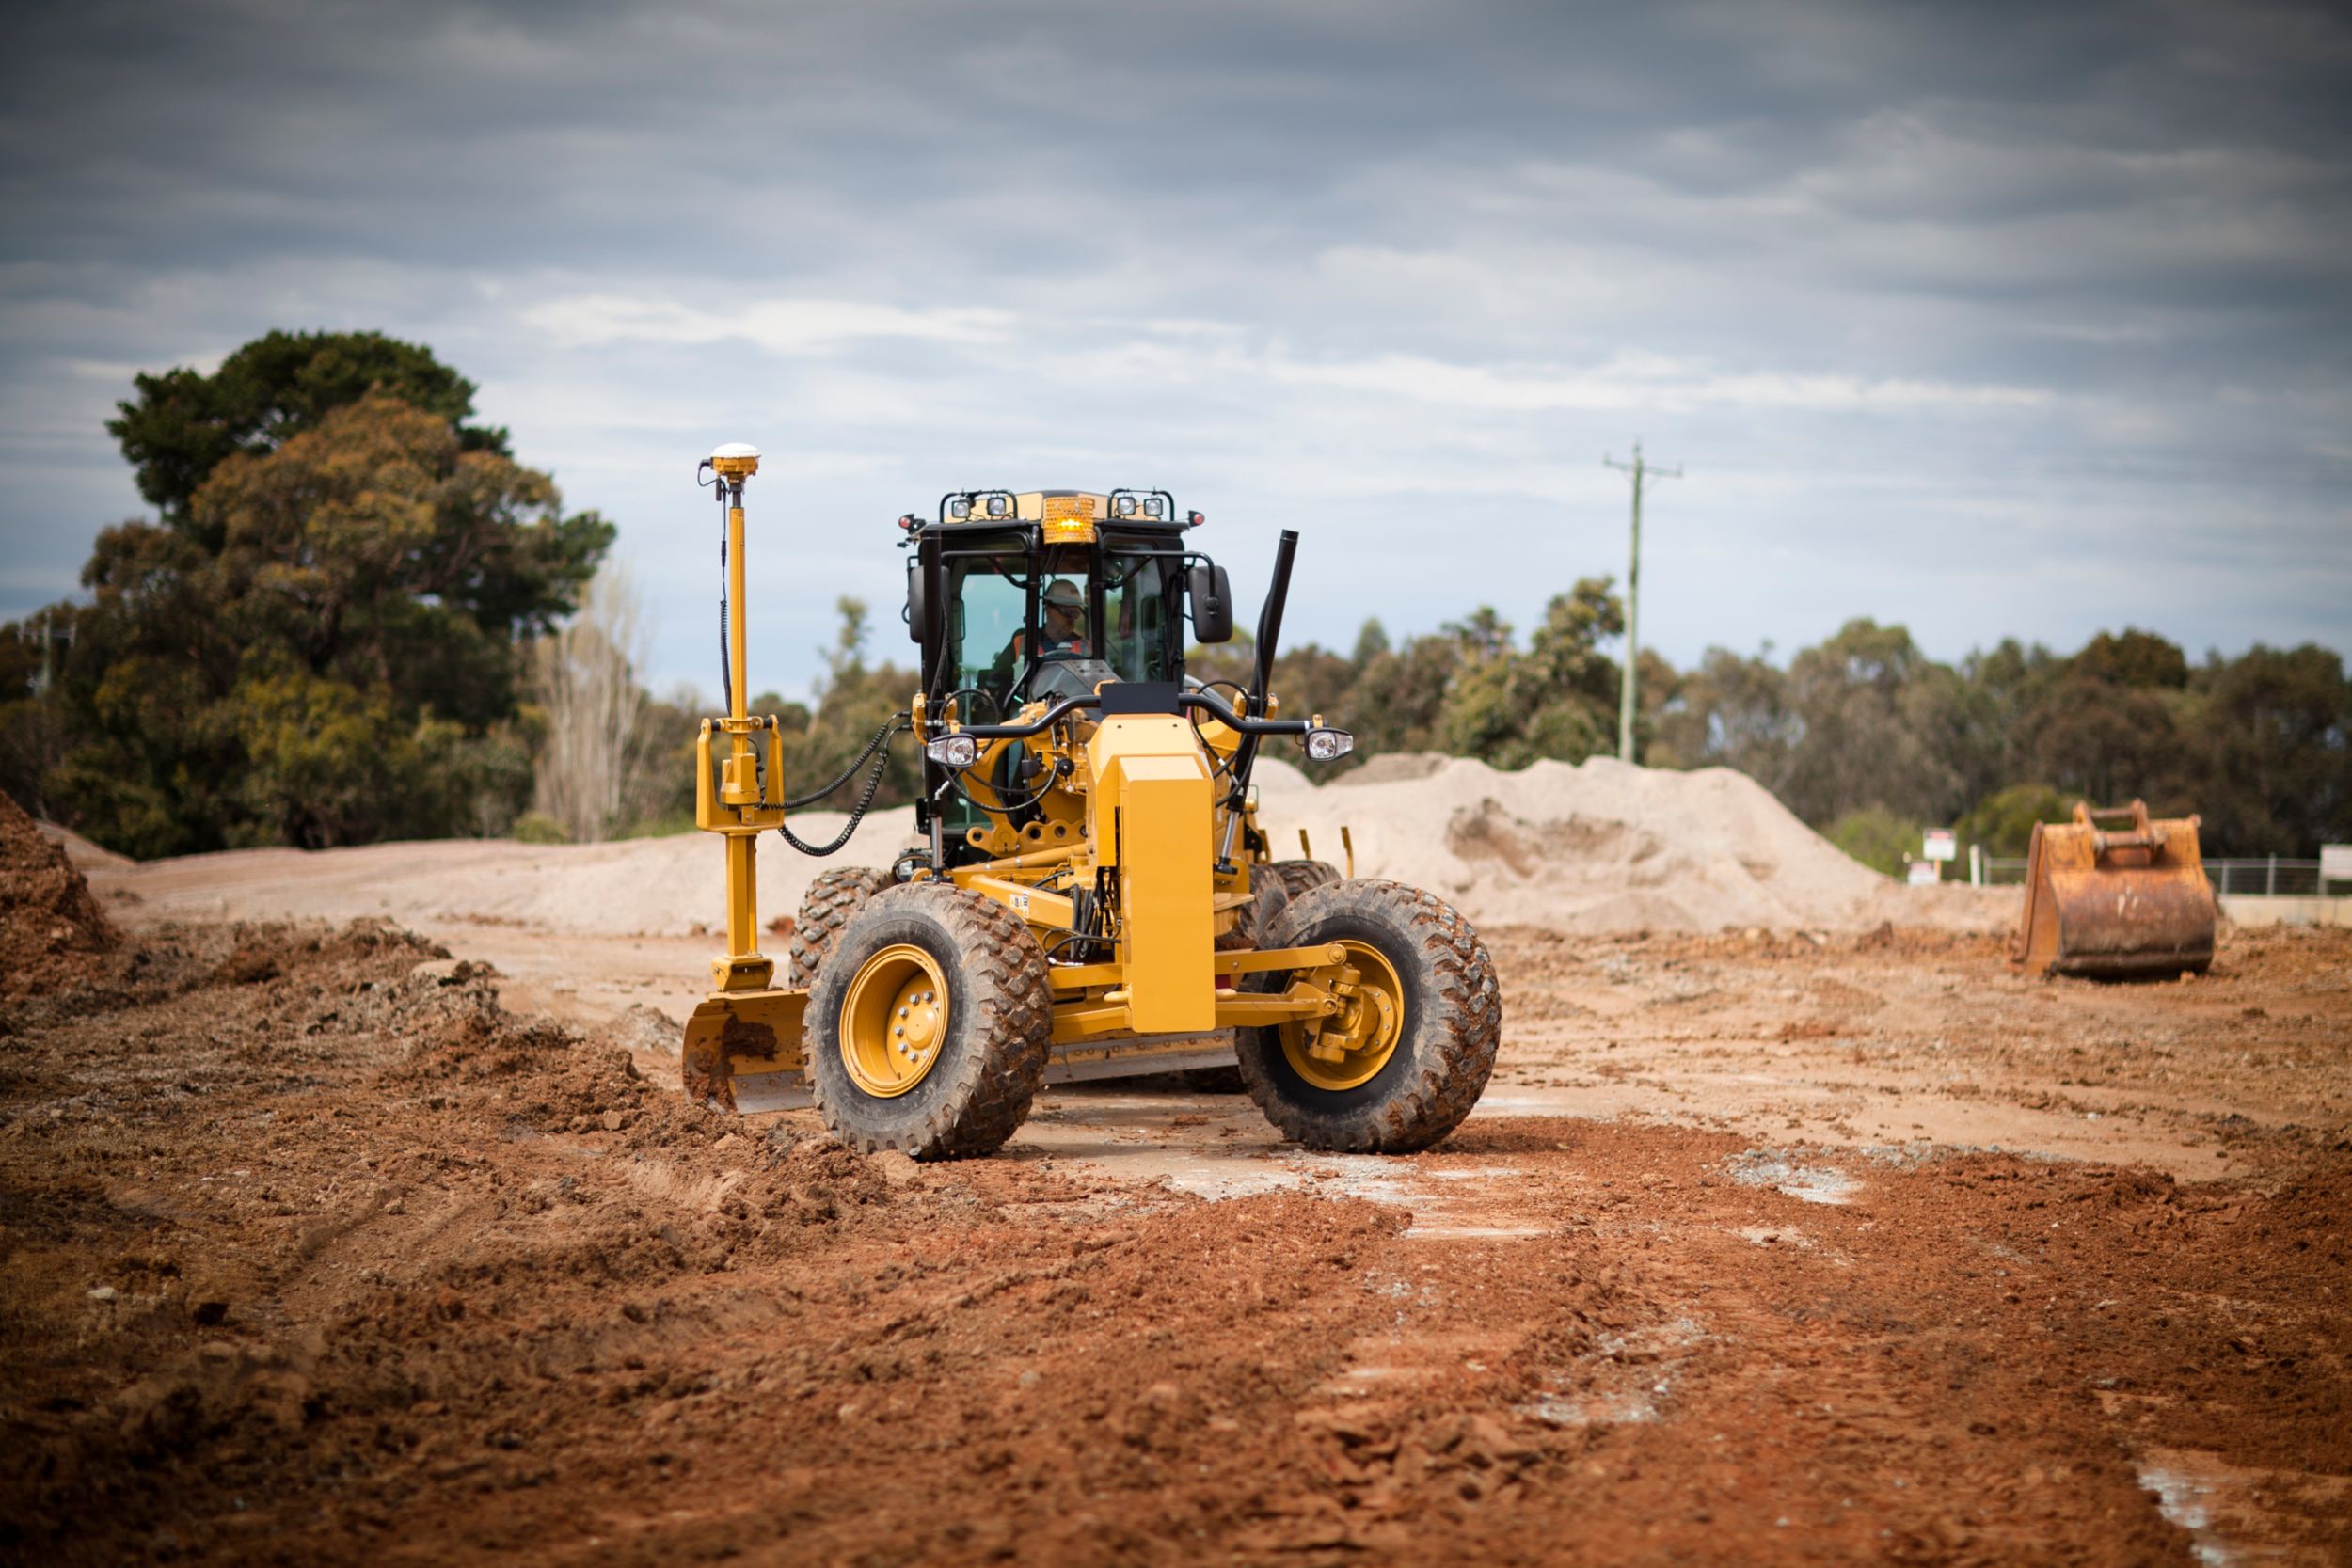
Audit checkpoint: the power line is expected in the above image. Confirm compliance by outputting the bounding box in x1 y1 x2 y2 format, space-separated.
1602 440 1681 766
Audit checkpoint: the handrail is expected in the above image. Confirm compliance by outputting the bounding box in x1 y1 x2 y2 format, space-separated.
959 694 1103 740
1177 689 1312 737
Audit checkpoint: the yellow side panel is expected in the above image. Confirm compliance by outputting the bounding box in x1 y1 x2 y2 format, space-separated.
1117 753 1214 1033
1085 714 1215 1036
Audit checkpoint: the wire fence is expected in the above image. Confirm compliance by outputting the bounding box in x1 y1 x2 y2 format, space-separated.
1976 856 2342 897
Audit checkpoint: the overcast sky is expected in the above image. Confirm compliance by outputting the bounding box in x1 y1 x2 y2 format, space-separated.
4 0 2347 702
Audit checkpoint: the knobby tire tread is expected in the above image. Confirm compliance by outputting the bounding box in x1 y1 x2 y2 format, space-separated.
1237 878 1501 1154
806 884 1051 1160
787 866 891 989
1267 859 1341 903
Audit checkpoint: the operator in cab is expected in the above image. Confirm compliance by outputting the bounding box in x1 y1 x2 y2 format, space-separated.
987 578 1093 705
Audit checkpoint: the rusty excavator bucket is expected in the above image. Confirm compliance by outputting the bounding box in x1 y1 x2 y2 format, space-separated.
2011 800 2217 978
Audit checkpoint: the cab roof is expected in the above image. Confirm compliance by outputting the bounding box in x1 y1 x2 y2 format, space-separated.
922 488 1194 531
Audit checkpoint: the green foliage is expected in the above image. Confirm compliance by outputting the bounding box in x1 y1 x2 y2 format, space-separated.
1649 643 1795 784
1777 620 1978 826
5 343 611 856
2072 628 2189 689
512 811 569 845
107 328 510 543
1191 596 2344 860
2189 643 2352 855
1826 806 1925 877
780 597 923 812
1955 783 2074 858
1659 622 2347 856
1199 579 1629 778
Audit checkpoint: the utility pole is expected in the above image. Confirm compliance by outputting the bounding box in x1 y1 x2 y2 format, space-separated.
1602 441 1680 765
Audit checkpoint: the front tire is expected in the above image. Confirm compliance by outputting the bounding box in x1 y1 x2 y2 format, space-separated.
1236 879 1500 1153
806 886 1051 1159
787 866 890 989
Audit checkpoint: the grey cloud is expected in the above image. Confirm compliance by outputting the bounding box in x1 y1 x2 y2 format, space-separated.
1 0 2346 698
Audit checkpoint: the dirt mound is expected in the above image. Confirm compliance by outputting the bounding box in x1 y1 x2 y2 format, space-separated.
35 819 133 871
1 790 116 996
1255 754 2011 935
80 807 922 941
86 753 2013 943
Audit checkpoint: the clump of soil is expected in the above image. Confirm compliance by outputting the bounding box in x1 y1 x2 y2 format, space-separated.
0 789 115 997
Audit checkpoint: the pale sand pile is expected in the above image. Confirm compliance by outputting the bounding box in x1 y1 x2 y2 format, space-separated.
1252 753 2011 934
86 807 918 940
82 757 2010 939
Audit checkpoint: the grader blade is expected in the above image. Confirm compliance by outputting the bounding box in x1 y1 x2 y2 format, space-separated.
681 990 810 1114
2012 800 2216 978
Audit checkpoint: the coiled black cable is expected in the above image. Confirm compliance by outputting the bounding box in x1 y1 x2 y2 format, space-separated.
778 737 895 857
786 712 906 810
718 529 732 718
774 713 907 857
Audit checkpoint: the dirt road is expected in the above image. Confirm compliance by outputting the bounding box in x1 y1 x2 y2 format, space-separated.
5 883 2347 1565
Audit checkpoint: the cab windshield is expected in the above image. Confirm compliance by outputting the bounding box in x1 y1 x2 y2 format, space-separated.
943 542 1092 714
938 535 1184 714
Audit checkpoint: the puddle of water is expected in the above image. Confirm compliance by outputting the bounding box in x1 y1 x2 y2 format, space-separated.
1726 1150 1860 1205
2136 1447 2348 1568
1401 1223 1549 1240
1521 1317 1707 1429
1283 1152 1423 1207
1525 1387 1661 1426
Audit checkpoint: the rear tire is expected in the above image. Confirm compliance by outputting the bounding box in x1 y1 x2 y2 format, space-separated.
788 866 890 989
1236 879 1500 1153
1265 859 1340 903
806 886 1051 1159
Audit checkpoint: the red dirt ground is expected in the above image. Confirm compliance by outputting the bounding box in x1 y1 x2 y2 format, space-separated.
3 854 2349 1563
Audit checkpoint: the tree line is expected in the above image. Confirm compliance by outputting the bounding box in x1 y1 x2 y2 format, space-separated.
1192 603 2350 867
4 331 2345 868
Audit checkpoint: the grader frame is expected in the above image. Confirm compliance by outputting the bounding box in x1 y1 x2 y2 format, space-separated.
674 459 1493 1159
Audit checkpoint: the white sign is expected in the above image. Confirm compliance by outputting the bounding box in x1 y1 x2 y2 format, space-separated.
1921 828 1957 863
2322 844 2352 881
1906 859 1942 886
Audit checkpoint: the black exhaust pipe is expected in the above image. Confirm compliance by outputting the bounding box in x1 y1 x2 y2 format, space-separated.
1229 529 1299 802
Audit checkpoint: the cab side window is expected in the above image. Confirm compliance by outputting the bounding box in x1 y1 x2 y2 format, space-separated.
952 568 1025 690
1106 555 1171 683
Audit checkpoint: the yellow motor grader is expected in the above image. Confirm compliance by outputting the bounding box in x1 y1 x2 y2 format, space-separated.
678 447 1498 1159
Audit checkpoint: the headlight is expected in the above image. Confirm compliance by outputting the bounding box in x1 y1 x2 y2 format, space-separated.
1302 727 1354 762
925 734 979 768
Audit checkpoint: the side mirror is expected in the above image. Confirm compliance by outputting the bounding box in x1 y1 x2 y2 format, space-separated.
1187 562 1233 643
906 563 931 644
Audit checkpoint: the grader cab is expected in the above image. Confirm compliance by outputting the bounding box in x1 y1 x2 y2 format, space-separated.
679 452 1499 1159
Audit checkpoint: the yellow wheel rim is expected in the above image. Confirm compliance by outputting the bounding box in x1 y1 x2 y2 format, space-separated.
839 944 949 1098
1279 940 1405 1092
